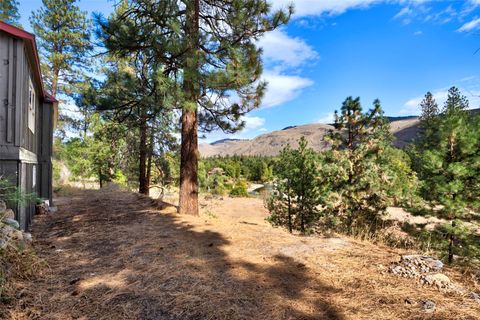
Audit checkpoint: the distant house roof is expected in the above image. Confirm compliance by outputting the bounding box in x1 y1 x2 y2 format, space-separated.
0 21 57 103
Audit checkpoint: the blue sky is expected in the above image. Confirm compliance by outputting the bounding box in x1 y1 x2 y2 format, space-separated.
18 0 480 143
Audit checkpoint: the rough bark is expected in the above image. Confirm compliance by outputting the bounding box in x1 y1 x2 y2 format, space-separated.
179 0 200 215
139 111 149 195
146 126 154 192
52 67 59 97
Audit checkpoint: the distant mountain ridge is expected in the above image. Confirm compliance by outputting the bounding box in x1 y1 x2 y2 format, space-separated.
199 110 479 157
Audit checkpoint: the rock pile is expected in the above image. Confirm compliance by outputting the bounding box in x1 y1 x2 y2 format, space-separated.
0 200 32 250
391 255 480 306
390 255 443 277
389 255 454 289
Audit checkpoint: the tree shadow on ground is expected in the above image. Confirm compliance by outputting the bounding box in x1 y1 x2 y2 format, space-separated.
15 189 344 320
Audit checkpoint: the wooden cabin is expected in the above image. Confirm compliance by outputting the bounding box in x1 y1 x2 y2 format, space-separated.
0 21 58 230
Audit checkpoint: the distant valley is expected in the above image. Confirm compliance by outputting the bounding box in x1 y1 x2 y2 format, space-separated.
199 116 421 157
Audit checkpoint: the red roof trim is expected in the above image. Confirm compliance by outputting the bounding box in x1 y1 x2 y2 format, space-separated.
0 21 56 103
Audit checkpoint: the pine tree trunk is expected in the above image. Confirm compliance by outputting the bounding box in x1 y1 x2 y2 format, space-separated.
287 184 292 233
98 169 103 189
179 0 200 215
139 111 149 195
52 67 59 97
146 126 154 192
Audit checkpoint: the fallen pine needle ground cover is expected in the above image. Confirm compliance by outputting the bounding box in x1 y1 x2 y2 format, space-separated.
3 188 480 319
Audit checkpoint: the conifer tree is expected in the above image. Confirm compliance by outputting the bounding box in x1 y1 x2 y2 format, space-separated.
412 88 480 262
100 0 292 215
323 98 396 231
30 0 92 97
418 91 439 147
415 87 477 215
77 56 178 195
0 0 20 26
267 137 319 234
419 92 439 125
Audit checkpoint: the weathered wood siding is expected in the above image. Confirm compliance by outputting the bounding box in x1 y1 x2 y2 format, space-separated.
0 31 41 153
0 31 52 230
0 32 16 147
38 102 54 202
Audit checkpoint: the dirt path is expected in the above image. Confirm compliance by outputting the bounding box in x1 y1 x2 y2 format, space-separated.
7 189 480 319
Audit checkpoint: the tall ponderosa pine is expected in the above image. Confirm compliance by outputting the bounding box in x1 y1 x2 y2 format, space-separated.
30 0 92 97
100 0 292 215
323 98 396 231
415 87 479 215
0 0 20 25
412 87 480 262
418 91 439 147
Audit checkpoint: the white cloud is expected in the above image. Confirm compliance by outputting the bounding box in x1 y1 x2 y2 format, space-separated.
272 0 433 18
243 116 266 131
413 30 423 36
255 29 317 109
318 113 335 124
457 17 480 32
258 29 318 68
394 7 413 19
261 72 314 108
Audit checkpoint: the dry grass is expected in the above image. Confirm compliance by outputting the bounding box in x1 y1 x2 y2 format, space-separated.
2 188 479 319
0 244 45 318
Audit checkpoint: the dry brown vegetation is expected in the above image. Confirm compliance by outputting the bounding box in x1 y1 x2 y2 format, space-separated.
3 188 480 319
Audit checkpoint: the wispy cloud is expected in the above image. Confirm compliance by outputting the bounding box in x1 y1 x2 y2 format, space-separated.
394 6 412 19
457 17 480 32
272 0 435 18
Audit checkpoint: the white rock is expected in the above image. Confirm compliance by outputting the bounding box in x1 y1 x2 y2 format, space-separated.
423 273 452 289
421 300 436 313
470 292 480 303
22 232 32 242
3 218 19 230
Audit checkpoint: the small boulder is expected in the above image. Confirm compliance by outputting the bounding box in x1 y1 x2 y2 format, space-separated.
0 239 8 249
0 224 14 238
23 232 32 243
3 209 15 220
423 273 452 289
421 300 436 313
3 218 20 230
470 292 480 304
